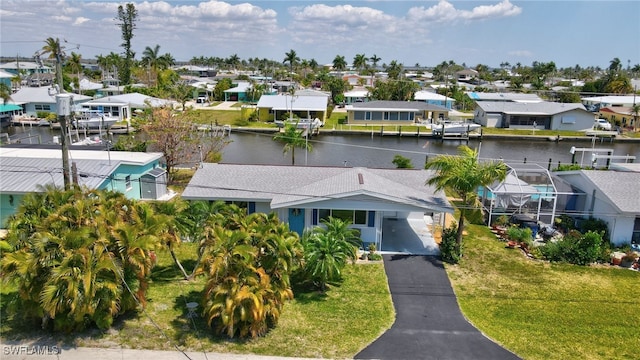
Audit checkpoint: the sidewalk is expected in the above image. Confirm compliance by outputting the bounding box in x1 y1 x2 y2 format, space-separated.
0 342 314 360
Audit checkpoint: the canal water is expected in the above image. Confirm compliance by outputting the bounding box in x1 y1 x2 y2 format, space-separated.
5 125 640 170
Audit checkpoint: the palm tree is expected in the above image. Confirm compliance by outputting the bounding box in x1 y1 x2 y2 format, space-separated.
352 53 367 73
425 145 507 254
0 83 11 104
66 52 83 94
630 103 640 132
609 57 622 73
272 122 312 166
385 60 403 80
332 55 347 74
301 224 358 292
40 37 65 88
369 54 381 69
283 49 300 74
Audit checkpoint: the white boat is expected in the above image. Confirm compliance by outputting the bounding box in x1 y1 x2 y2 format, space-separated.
275 118 324 129
72 136 104 146
74 110 119 129
432 121 481 135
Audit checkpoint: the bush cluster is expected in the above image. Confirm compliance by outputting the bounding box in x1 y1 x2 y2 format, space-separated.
540 230 609 265
440 226 460 264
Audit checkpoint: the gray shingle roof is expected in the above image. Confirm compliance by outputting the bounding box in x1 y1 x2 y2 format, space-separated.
581 170 640 213
256 95 328 111
182 164 452 213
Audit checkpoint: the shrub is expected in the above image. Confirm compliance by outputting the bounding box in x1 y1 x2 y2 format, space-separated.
540 230 605 265
578 217 610 241
440 225 460 264
233 117 249 126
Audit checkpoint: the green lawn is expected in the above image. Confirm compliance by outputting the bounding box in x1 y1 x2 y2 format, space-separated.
447 224 640 360
186 109 277 129
0 243 394 359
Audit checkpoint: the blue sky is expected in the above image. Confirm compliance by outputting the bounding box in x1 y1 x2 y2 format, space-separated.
1 1 638 69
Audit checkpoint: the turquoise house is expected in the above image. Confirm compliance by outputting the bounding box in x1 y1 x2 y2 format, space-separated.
0 147 170 227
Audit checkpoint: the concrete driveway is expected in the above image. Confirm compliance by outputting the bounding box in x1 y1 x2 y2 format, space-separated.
355 255 520 360
380 213 439 255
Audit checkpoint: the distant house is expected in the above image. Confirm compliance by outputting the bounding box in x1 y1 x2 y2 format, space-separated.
0 147 170 227
346 101 449 125
9 87 92 118
0 61 52 76
256 94 328 122
553 169 640 246
466 92 543 103
80 93 175 123
414 90 455 109
343 88 369 104
0 69 14 89
581 95 639 111
182 163 453 253
342 74 374 87
598 107 637 129
455 68 479 82
224 81 251 102
474 101 595 130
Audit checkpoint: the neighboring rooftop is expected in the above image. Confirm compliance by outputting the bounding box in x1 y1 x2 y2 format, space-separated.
466 92 543 103
579 170 640 213
475 101 587 115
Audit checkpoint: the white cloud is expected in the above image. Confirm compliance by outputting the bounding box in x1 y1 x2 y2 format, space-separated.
508 50 533 58
73 17 91 26
408 0 521 23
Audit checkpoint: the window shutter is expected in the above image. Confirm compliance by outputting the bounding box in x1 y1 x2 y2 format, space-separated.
312 209 318 225
368 211 375 227
248 202 256 214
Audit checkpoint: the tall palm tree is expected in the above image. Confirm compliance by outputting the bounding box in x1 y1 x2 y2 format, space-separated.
630 103 640 132
66 52 83 94
332 55 347 74
385 60 403 80
283 49 300 74
425 145 507 253
40 37 65 88
273 122 312 166
352 53 367 73
369 54 381 69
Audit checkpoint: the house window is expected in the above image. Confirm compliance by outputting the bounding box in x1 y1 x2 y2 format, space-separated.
34 104 51 111
125 175 131 190
317 209 367 225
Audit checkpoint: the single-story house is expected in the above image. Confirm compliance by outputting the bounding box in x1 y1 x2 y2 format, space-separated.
256 94 328 123
342 74 374 87
466 92 543 103
0 104 23 129
182 163 453 253
80 93 175 123
224 81 251 102
414 90 455 109
343 88 369 104
581 95 639 110
8 87 92 118
474 101 595 130
0 147 171 227
0 61 52 76
598 107 637 128
456 69 479 82
552 169 640 246
346 101 449 125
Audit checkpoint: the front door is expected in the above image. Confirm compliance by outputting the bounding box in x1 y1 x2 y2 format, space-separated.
288 208 305 235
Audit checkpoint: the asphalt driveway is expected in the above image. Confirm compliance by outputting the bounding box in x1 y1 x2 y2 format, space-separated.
355 255 520 360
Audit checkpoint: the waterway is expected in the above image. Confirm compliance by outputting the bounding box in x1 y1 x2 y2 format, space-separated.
4 125 639 170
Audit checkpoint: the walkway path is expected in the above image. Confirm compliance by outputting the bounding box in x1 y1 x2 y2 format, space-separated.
355 255 520 360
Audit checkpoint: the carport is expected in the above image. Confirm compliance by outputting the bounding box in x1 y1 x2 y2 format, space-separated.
380 212 440 255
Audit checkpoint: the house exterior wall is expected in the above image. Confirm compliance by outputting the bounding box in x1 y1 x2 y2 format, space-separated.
549 109 595 131
347 109 416 125
99 162 162 200
555 172 636 245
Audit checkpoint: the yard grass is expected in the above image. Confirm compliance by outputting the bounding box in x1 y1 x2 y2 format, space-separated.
185 109 277 129
0 242 394 359
447 224 640 360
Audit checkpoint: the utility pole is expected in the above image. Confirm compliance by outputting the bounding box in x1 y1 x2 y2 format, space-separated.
52 41 72 189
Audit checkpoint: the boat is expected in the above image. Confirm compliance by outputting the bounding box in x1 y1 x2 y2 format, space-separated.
274 118 324 129
74 110 119 129
72 136 104 146
431 121 481 135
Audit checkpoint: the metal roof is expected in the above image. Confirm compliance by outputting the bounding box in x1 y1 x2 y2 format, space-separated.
182 164 453 213
256 95 328 111
414 91 455 102
475 101 587 115
84 93 174 108
9 87 92 104
0 157 117 193
348 100 448 112
0 148 163 165
466 92 543 103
